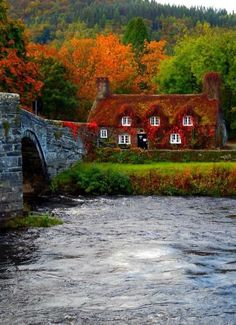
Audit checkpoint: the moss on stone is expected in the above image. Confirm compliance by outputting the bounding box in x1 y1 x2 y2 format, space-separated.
2 120 10 137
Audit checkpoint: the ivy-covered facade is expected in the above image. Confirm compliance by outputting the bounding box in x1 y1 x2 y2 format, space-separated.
88 73 226 150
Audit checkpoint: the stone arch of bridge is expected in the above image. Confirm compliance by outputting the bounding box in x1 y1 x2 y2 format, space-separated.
21 130 48 196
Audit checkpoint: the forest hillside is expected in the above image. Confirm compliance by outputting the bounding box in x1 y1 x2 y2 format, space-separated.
8 0 236 44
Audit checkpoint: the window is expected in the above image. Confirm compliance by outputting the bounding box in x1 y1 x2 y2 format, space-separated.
150 116 160 126
170 133 181 144
100 128 108 138
118 134 131 145
121 116 132 126
183 115 193 126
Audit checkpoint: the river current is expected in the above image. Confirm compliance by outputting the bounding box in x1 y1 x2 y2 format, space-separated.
0 196 236 324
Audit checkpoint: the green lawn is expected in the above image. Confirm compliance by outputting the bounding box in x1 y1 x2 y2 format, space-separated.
52 161 236 196
79 161 236 176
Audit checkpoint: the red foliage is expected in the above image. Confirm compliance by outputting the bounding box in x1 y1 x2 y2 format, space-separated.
88 91 219 149
203 72 221 100
62 121 81 138
0 47 43 108
62 121 98 153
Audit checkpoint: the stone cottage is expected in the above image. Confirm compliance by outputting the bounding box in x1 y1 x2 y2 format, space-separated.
88 73 226 149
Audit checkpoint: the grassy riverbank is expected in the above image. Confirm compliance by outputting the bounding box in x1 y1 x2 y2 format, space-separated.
3 213 63 229
51 162 236 196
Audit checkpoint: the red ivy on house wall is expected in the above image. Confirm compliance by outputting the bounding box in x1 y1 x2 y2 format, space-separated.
88 90 219 149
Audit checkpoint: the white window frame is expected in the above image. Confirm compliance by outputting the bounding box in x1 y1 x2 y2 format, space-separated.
100 128 108 139
121 116 132 126
183 115 193 126
150 116 160 126
118 134 131 145
170 133 181 144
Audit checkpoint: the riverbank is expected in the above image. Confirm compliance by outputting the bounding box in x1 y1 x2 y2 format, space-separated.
2 213 63 230
51 162 236 197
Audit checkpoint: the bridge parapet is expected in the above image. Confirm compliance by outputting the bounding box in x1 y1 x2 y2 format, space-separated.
20 110 85 179
0 93 23 222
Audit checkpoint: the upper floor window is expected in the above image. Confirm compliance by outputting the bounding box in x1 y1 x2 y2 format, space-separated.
183 115 193 126
170 133 181 144
150 116 160 126
121 116 132 126
118 134 131 145
100 128 108 138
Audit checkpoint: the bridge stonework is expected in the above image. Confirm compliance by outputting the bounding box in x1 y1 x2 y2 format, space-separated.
0 93 85 224
20 110 84 179
0 93 23 223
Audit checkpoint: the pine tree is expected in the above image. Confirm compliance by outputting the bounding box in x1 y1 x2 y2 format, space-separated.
123 17 150 54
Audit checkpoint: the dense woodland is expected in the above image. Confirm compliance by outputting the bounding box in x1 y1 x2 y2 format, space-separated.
7 0 236 45
1 0 236 136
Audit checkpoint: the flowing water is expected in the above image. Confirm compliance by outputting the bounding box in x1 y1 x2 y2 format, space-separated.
0 196 236 324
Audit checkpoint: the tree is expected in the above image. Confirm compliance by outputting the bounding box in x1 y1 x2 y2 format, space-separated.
123 17 150 54
156 29 236 134
27 44 79 120
134 39 167 92
58 33 137 100
39 57 78 120
0 0 42 108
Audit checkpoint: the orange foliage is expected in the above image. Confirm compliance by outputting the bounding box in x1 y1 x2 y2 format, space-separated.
92 34 137 94
27 43 58 59
134 40 167 93
57 34 137 99
0 47 43 108
26 34 168 104
58 38 96 99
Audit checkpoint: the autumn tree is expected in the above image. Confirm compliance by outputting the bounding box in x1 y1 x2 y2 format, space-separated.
0 0 42 108
58 38 96 100
134 40 167 92
91 34 137 94
58 33 137 100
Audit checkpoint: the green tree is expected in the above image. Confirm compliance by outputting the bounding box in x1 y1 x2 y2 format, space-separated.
0 0 26 56
156 29 236 134
123 17 150 54
39 57 79 120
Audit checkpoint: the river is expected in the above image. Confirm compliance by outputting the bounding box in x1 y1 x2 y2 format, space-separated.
0 196 236 324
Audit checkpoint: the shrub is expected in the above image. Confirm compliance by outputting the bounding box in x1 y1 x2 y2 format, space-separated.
52 165 132 195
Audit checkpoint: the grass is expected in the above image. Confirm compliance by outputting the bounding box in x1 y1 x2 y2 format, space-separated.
77 161 236 176
50 161 236 197
4 213 63 229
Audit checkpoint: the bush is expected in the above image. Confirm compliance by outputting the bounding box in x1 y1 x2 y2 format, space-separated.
51 165 132 195
94 148 236 163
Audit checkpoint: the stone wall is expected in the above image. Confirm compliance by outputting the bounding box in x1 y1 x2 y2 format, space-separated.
20 110 85 179
0 93 23 223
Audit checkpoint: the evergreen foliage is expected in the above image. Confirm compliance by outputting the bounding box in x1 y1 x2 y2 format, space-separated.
39 57 79 120
8 0 236 44
0 0 26 56
123 17 150 53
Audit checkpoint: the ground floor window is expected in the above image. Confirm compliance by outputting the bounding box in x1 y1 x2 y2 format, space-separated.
170 133 181 144
118 134 131 145
100 128 108 138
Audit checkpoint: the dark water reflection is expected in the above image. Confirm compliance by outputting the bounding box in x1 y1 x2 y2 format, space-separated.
0 196 236 324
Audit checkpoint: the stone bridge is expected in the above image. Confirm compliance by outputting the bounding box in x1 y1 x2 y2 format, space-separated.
0 93 85 224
